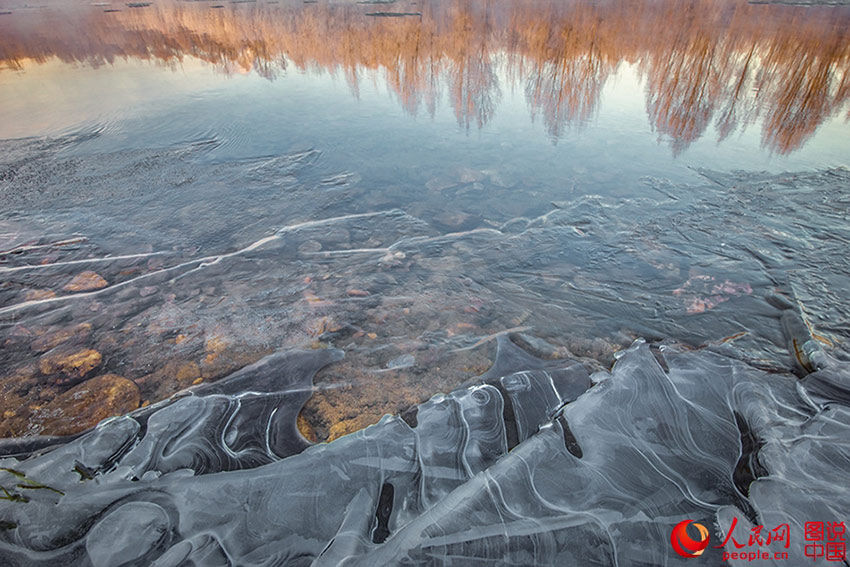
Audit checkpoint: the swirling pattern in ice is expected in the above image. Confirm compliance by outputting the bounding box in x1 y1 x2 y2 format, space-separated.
0 331 848 566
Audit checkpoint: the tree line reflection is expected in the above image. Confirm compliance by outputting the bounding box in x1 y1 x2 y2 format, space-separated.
1 0 848 154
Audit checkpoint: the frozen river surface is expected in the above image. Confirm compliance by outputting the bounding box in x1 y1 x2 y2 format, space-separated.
0 0 849 564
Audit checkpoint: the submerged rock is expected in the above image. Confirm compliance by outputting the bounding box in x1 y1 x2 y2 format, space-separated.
425 176 458 192
297 240 323 254
484 169 518 188
386 353 415 369
0 337 591 565
30 323 92 353
0 337 847 565
62 271 108 292
22 289 55 302
36 374 140 436
432 211 476 230
37 349 102 384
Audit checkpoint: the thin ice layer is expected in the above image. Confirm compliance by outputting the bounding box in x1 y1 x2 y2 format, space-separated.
0 337 591 565
0 339 846 565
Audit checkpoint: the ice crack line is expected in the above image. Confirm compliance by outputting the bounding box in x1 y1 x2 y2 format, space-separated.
0 211 415 315
0 251 169 275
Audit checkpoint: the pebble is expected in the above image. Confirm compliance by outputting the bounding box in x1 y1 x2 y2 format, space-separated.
433 211 474 230
387 354 415 369
24 289 56 301
485 170 518 188
38 349 102 383
298 240 323 254
63 271 108 292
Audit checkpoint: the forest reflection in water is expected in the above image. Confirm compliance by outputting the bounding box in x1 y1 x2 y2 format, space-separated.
1 0 849 155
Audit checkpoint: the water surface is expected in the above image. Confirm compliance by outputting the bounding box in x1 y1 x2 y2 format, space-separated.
1 0 849 439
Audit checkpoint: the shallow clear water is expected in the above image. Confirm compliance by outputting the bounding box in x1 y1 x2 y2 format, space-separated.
2 0 850 437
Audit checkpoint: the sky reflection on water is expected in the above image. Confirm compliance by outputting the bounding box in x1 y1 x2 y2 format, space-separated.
1 0 849 164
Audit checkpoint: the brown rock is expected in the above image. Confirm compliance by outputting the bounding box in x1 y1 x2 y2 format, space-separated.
328 415 377 442
24 289 56 301
38 349 102 383
38 374 140 436
176 362 201 387
31 323 93 353
118 266 143 277
0 371 41 437
308 317 342 337
204 334 230 364
63 271 108 292
297 413 317 443
136 359 201 398
3 325 34 350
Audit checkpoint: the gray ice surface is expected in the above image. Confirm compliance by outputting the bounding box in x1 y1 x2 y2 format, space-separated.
0 331 847 566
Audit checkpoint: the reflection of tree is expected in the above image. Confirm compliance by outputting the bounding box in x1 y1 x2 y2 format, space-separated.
638 2 850 154
1 0 848 153
714 46 757 145
511 12 614 140
378 13 441 118
445 6 500 130
645 32 719 156
758 33 849 154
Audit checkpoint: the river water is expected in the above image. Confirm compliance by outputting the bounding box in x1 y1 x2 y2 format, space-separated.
0 1 849 565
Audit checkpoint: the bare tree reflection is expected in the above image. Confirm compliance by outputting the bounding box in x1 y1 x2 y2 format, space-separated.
444 5 500 130
512 11 614 140
0 0 848 154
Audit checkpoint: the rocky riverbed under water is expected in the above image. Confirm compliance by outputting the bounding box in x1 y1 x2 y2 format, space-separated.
1 139 849 565
2 136 849 443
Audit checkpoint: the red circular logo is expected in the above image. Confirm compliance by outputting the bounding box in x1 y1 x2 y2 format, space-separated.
671 520 710 558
